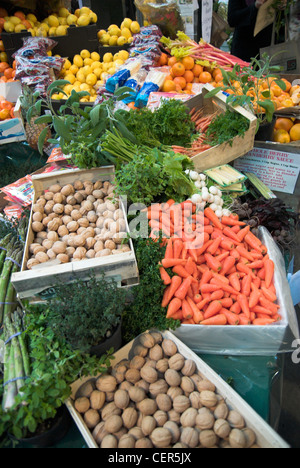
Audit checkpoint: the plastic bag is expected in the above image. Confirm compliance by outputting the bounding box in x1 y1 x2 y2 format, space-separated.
134 0 184 39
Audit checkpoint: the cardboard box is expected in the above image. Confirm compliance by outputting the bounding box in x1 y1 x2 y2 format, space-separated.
11 166 139 301
66 330 290 448
0 80 22 103
184 84 257 172
261 40 300 74
0 117 26 145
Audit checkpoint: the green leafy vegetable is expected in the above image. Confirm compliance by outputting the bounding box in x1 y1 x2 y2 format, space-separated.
204 110 250 147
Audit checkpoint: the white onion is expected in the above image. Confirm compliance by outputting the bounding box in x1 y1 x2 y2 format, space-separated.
207 194 215 203
191 193 202 204
209 203 218 212
209 186 218 195
194 180 202 189
222 209 231 217
201 181 207 188
215 209 223 218
199 201 206 210
190 171 199 181
201 191 209 201
213 195 222 205
199 173 206 181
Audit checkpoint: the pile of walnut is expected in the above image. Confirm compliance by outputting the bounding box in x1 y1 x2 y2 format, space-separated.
73 331 260 449
27 179 130 269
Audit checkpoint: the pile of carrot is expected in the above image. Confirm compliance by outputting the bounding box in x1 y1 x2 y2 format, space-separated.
147 199 280 326
172 109 219 157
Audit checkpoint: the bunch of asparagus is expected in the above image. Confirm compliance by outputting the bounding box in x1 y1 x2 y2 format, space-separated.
2 309 30 411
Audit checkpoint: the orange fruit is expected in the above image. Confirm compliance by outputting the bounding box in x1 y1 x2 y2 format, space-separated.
273 129 291 143
270 83 283 97
12 60 17 70
181 56 195 70
158 53 168 66
183 70 194 83
290 123 300 141
173 76 186 90
199 71 212 84
4 67 13 80
280 98 294 108
0 40 4 53
281 78 291 93
0 76 7 83
21 19 32 30
172 62 185 77
0 108 10 120
168 56 178 67
185 83 193 92
214 73 223 83
10 107 15 118
290 85 300 96
191 64 203 77
162 79 176 93
14 11 26 20
275 117 294 132
193 77 200 83
0 62 9 73
0 100 13 111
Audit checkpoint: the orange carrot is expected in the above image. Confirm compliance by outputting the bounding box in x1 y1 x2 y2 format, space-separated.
182 318 196 324
172 239 183 259
186 296 204 322
210 290 225 301
165 275 182 303
161 258 186 268
244 233 263 252
258 296 279 314
196 296 211 310
170 309 183 321
236 245 254 262
249 285 260 309
221 216 246 227
200 269 213 286
210 279 240 295
203 300 223 319
212 272 229 284
172 264 190 278
219 297 233 308
247 260 264 270
221 308 240 325
220 256 236 276
252 318 276 325
204 207 224 230
261 286 277 303
164 238 173 259
182 299 194 319
193 294 202 304
238 314 251 325
200 314 227 325
175 276 193 300
241 274 252 297
236 225 251 242
200 283 221 293
204 253 222 272
230 301 241 314
162 286 171 308
264 259 275 288
206 236 222 255
237 294 250 318
166 298 182 318
223 226 241 243
159 267 172 285
220 239 234 251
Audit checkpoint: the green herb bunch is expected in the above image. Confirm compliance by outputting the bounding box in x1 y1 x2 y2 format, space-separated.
122 236 181 344
0 304 114 440
204 110 250 147
45 274 126 353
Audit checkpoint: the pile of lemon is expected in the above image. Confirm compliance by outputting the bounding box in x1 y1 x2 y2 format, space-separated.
98 18 140 47
53 48 130 102
3 6 97 37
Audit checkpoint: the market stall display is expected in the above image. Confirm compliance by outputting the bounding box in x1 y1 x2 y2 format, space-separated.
0 0 299 450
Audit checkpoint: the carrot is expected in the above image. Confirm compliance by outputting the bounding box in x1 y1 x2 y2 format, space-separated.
210 279 240 296
159 267 172 285
261 286 277 303
241 274 252 297
200 269 213 286
164 238 173 259
200 283 221 293
247 260 264 270
219 297 233 308
185 256 195 275
175 276 193 300
200 314 227 325
165 275 182 303
227 272 240 292
162 286 171 308
182 318 195 324
173 239 183 259
170 309 183 321
231 225 241 234
212 272 229 284
221 216 246 227
193 294 202 304
238 314 251 325
249 285 260 309
236 245 254 262
264 259 275 288
237 294 250 318
182 299 194 319
236 225 251 242
215 251 230 263
220 239 234 251
196 296 211 310
186 296 204 322
223 226 241 243
206 236 222 255
161 258 186 268
221 308 240 325
258 296 279 314
204 253 222 272
210 290 225 301
172 264 190 278
220 256 236 276
203 300 223 319
257 267 265 280
244 233 263 252
166 298 182 318
204 207 224 230
252 318 276 325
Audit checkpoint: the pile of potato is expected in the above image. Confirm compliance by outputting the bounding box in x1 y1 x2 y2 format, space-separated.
27 179 130 269
73 331 261 448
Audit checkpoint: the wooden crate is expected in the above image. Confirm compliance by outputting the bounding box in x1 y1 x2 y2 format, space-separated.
66 330 290 449
11 166 139 301
184 84 257 172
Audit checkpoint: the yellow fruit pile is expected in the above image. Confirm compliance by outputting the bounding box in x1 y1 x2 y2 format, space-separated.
273 117 300 144
1 7 97 38
55 48 130 102
98 18 140 47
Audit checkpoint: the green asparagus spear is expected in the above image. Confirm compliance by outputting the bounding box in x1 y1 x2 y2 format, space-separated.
13 310 30 377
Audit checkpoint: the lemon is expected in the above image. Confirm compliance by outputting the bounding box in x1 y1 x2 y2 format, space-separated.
63 59 72 69
80 82 91 91
80 49 90 60
91 60 102 70
52 93 63 100
27 13 37 23
28 28 36 36
101 72 109 81
97 29 106 39
86 73 97 86
113 52 120 61
79 7 91 16
117 36 127 46
74 9 81 17
89 12 97 23
77 14 90 26
80 97 90 102
102 62 111 72
93 68 102 78
14 24 27 33
109 35 118 46
9 16 21 25
76 71 86 83
59 17 68 25
91 51 100 62
130 21 140 34
56 25 68 36
109 26 121 37
118 50 129 61
96 80 103 88
127 37 133 44
40 22 49 32
108 66 116 76
82 65 92 76
48 15 60 27
63 84 73 95
67 14 77 25
103 52 113 63
59 7 69 18
73 54 84 68
4 22 15 33
114 59 124 67
36 28 47 37
100 33 111 45
121 27 132 40
48 26 57 36
64 73 76 84
121 18 133 30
